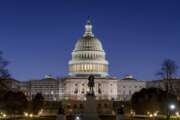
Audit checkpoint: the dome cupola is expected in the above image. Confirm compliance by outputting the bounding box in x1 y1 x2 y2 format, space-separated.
68 20 109 77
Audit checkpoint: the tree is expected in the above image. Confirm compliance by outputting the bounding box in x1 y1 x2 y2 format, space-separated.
3 91 28 114
157 59 179 120
131 88 177 114
31 93 44 114
0 51 11 110
157 59 178 93
0 51 10 90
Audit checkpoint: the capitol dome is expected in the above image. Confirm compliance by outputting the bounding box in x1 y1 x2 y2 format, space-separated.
68 20 109 77
74 36 104 52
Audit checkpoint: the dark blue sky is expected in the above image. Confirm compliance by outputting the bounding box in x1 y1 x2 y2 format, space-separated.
0 0 180 80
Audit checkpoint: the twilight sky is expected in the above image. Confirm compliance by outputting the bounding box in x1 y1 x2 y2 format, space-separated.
0 0 180 81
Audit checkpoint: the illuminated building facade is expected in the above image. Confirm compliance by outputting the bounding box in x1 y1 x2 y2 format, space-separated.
64 20 117 100
13 20 148 101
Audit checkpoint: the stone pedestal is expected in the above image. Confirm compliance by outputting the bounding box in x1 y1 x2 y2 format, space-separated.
83 94 99 120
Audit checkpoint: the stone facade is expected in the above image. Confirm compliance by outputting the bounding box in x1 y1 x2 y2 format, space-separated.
63 77 117 100
146 79 180 99
15 75 146 101
18 77 63 101
117 75 146 101
14 77 180 101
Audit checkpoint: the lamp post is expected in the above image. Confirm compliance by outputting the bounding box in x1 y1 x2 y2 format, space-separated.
75 115 80 120
167 104 176 120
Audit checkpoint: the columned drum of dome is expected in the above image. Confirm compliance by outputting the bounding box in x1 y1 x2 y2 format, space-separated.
69 20 109 77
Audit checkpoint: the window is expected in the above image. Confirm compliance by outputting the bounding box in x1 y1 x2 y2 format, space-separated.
74 88 78 94
80 104 84 109
104 103 108 108
98 104 101 108
82 88 85 94
98 88 101 94
73 104 77 109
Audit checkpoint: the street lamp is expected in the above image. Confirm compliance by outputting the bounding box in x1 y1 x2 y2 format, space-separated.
167 104 176 120
75 115 80 120
169 104 176 110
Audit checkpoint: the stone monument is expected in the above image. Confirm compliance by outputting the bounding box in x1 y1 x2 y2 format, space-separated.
83 75 99 120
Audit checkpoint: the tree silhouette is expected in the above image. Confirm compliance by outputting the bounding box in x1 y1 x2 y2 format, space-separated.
157 59 179 119
157 59 178 93
0 51 11 110
131 88 177 114
0 51 10 90
3 91 28 114
32 93 44 114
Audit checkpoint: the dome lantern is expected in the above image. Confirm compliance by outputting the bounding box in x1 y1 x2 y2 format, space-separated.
83 19 94 37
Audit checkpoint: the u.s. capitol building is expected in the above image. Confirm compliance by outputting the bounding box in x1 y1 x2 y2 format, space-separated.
13 20 148 101
64 20 118 100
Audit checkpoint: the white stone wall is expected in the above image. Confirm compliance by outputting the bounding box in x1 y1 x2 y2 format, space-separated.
19 77 150 102
146 80 180 93
63 77 118 100
30 79 60 101
117 80 146 101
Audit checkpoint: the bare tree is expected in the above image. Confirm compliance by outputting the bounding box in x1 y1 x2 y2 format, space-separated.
157 59 178 93
0 51 10 90
157 59 179 120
